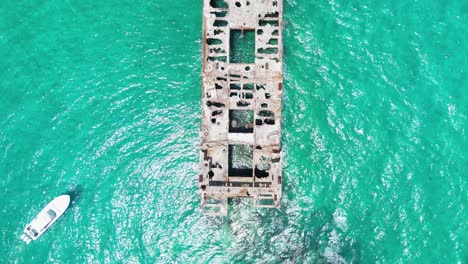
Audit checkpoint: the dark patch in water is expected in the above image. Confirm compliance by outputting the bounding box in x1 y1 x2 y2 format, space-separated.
65 185 83 208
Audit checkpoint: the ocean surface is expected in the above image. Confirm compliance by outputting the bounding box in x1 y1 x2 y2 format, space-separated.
0 0 466 263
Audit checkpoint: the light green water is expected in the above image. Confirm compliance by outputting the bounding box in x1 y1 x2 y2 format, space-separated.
0 0 466 263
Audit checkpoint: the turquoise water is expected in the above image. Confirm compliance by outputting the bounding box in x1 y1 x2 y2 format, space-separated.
0 0 466 263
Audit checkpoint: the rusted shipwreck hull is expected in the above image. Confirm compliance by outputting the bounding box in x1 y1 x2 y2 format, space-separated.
199 0 283 216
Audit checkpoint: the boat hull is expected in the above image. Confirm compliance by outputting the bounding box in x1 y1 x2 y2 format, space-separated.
20 195 70 244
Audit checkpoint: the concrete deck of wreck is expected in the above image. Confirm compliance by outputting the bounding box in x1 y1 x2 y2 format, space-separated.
199 0 283 215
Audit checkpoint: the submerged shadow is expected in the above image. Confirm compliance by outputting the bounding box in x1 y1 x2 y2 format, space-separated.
65 185 83 208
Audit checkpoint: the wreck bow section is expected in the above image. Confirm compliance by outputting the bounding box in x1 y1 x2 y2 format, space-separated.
199 0 283 215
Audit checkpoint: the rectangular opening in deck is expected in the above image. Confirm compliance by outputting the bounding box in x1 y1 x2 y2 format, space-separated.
228 144 253 177
229 110 253 133
209 0 228 8
229 29 255 63
254 194 277 208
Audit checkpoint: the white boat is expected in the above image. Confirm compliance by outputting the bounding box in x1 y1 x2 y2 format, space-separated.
20 195 70 244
